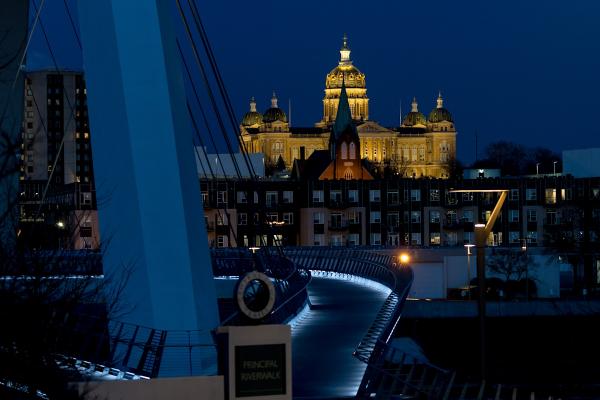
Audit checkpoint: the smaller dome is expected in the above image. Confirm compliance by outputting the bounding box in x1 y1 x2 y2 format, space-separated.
403 112 427 126
262 92 287 123
402 97 427 126
241 97 263 126
242 111 263 126
428 108 453 123
263 108 287 123
428 92 453 123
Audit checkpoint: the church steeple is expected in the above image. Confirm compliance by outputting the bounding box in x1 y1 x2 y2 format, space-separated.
330 78 359 161
249 96 257 112
436 91 444 109
271 91 278 108
332 78 353 139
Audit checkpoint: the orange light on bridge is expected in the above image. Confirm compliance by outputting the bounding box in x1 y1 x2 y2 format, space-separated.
399 253 410 265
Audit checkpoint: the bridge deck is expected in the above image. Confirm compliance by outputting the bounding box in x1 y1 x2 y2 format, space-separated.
292 275 391 399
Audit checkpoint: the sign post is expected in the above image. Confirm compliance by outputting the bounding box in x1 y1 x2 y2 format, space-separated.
217 325 291 400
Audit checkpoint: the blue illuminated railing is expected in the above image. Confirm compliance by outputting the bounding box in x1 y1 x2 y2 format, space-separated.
213 247 311 326
40 247 310 378
283 246 451 398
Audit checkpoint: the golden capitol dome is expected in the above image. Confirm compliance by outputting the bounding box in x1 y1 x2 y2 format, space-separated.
319 34 369 125
325 35 366 90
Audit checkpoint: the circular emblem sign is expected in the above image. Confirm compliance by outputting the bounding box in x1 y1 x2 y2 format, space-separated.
236 271 276 320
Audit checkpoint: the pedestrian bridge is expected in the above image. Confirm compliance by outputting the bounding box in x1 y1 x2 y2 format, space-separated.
49 247 455 398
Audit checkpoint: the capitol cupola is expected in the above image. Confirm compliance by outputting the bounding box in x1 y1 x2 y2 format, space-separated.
318 34 369 126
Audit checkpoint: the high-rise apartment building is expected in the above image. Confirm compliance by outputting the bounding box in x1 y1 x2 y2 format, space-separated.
19 70 98 250
21 70 94 185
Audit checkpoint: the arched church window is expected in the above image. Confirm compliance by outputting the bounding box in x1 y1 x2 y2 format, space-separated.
341 142 348 160
349 142 356 159
344 169 353 180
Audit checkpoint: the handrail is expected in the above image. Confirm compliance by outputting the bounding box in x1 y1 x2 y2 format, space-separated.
214 247 311 327
44 247 310 378
283 246 450 398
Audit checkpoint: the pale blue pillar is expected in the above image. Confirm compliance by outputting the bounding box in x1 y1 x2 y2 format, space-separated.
77 0 219 336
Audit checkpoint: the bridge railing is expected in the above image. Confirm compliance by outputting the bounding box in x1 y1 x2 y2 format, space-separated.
214 247 311 327
283 246 452 398
45 247 310 378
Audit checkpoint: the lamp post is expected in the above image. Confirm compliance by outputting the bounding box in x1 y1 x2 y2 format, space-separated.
464 244 475 300
399 252 410 265
553 161 558 176
521 238 529 301
450 189 508 380
536 163 540 175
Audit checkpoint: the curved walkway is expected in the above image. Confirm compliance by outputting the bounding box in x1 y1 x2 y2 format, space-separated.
292 275 391 399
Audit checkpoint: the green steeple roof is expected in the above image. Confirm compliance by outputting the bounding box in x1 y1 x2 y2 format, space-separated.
332 79 355 140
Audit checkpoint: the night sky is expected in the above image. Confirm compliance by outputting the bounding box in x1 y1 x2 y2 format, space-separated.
29 0 600 164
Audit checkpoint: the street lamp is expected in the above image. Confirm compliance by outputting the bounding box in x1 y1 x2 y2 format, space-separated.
399 252 410 265
464 244 475 300
521 238 529 300
450 188 509 380
536 163 540 175
553 161 558 176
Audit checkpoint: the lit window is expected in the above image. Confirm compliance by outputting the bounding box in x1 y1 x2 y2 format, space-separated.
545 188 556 204
509 231 520 243
411 233 421 245
312 190 324 203
313 212 324 224
313 234 324 246
370 211 381 223
238 213 247 225
369 190 381 202
216 235 227 248
344 169 353 180
411 211 421 223
370 233 381 245
410 189 421 202
266 191 278 207
283 191 293 203
348 190 359 203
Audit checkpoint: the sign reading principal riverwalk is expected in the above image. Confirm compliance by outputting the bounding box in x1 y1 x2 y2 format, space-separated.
235 344 286 397
217 325 291 400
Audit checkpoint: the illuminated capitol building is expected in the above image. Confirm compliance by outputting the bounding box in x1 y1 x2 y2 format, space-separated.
240 35 457 178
